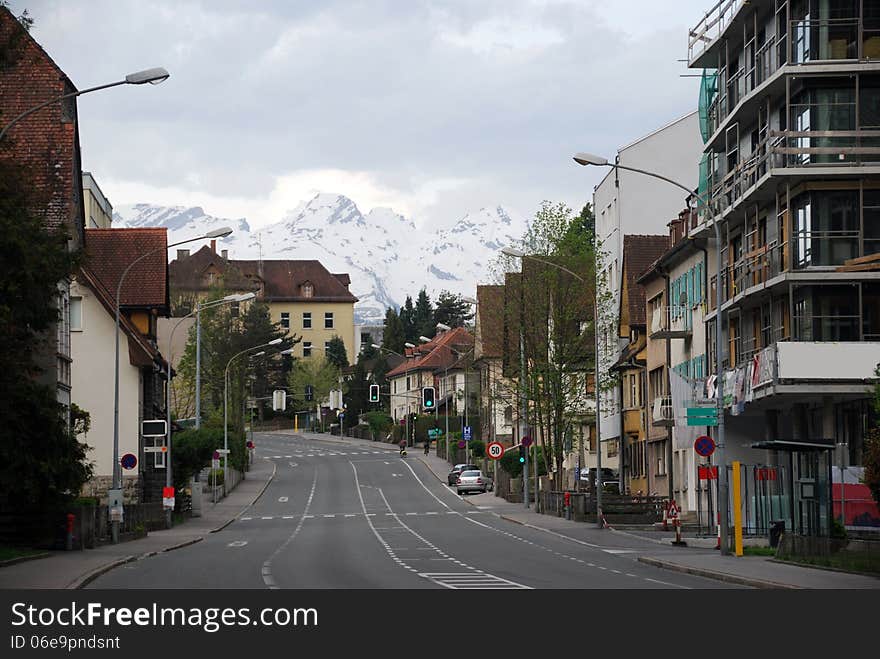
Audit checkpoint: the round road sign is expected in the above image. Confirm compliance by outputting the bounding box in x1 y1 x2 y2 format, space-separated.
694 435 716 457
487 441 505 460
457 439 467 449
120 453 137 470
522 436 533 448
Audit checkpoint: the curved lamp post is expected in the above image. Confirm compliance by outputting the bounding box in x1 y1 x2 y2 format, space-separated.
110 226 231 543
164 292 254 528
0 67 170 141
224 338 283 491
572 151 727 549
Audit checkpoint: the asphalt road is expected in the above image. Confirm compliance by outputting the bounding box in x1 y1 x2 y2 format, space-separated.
88 432 739 589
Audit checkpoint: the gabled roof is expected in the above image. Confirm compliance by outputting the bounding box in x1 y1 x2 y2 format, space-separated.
169 245 260 292
622 235 669 328
386 327 474 378
84 228 169 310
233 260 358 303
76 266 167 370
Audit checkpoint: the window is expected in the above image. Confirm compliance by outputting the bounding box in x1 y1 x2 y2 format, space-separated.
280 312 290 329
303 312 312 329
303 342 312 358
324 312 334 329
301 282 314 298
70 296 82 331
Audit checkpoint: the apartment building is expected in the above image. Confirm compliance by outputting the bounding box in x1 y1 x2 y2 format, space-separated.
82 171 113 229
687 0 880 535
593 112 703 468
474 285 516 445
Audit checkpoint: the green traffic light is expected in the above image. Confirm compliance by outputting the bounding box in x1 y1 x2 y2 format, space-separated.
519 456 525 463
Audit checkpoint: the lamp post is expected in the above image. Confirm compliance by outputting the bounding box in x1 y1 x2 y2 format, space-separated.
194 292 257 429
0 67 170 142
164 292 253 529
374 343 416 447
572 151 728 551
110 226 232 544
501 247 591 516
223 338 283 493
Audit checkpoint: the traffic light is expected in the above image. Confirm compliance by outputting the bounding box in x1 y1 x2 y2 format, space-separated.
305 384 314 402
422 386 435 411
369 384 380 403
518 446 526 463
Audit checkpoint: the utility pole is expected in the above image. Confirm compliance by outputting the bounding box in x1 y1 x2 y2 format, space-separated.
594 299 603 528
520 328 529 509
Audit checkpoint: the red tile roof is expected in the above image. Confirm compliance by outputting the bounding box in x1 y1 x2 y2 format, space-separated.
233 260 358 303
386 327 474 378
84 228 169 309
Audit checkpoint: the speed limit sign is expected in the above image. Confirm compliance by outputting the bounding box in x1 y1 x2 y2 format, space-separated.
487 441 505 460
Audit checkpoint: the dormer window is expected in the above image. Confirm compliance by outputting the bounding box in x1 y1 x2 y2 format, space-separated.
301 282 314 298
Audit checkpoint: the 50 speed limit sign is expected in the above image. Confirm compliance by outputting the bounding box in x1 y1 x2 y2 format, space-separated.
487 441 505 460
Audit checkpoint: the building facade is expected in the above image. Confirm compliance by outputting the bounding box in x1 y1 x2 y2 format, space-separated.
687 0 880 535
593 112 703 476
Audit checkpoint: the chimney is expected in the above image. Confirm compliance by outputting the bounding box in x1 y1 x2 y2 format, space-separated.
210 239 216 253
221 249 228 259
177 249 190 260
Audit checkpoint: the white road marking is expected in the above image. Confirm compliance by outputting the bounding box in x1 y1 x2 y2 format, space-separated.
262 468 318 590
278 496 288 503
227 540 248 547
288 462 298 467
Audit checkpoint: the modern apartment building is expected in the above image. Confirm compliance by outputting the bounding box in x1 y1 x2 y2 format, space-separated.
687 0 880 535
82 171 113 229
593 112 703 469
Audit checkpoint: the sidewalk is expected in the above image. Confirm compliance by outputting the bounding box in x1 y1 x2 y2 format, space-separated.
0 457 275 589
292 430 880 589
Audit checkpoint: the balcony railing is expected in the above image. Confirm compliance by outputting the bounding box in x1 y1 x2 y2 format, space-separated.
709 242 787 309
688 0 745 63
705 130 880 216
790 18 880 64
651 396 674 427
650 306 693 339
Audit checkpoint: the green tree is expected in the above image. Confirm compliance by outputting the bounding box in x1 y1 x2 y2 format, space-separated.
864 364 880 507
382 308 405 354
343 359 369 429
289 358 339 421
434 291 474 329
413 289 434 339
0 159 92 516
326 335 349 369
399 296 415 343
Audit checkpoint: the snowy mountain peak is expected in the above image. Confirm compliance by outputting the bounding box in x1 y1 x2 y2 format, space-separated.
112 194 526 323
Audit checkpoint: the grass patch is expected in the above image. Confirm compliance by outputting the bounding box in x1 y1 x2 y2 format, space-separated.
742 545 776 556
0 546 44 562
777 551 880 575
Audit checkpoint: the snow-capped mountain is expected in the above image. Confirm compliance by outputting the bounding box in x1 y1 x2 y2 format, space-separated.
113 194 527 323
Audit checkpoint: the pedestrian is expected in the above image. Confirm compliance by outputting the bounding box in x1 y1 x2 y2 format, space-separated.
424 440 430 455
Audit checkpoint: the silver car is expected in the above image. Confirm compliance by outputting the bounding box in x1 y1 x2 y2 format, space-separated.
456 470 493 495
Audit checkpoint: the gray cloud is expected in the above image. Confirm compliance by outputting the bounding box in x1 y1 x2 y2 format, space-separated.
11 0 708 228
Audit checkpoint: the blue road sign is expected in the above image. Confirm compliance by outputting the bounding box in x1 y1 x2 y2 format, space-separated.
694 435 716 457
463 426 472 441
457 439 467 449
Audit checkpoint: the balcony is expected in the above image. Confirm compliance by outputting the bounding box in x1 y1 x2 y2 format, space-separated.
709 242 787 310
705 130 880 218
650 306 693 339
776 342 880 381
651 396 674 427
790 18 880 64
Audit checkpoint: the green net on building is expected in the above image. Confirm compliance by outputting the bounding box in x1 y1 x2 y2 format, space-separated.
698 69 718 143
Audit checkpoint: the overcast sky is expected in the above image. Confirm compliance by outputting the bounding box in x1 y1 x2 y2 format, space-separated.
11 0 709 230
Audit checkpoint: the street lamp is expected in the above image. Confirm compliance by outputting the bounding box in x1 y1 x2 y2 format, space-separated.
224 338 283 490
195 292 256 429
110 226 232 544
163 292 247 529
573 151 729 551
0 67 170 141
501 246 591 514
374 343 416 447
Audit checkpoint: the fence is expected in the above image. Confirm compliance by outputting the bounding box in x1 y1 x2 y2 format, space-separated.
535 491 668 524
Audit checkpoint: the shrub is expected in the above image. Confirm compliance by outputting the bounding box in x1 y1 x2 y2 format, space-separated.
469 440 485 458
172 427 225 489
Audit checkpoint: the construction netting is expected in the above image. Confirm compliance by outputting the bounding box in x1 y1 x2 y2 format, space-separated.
698 68 718 143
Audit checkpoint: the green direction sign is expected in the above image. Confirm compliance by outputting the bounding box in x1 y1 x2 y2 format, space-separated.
686 406 719 427
427 428 443 437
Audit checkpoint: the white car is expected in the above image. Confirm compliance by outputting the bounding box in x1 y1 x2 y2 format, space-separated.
456 470 493 495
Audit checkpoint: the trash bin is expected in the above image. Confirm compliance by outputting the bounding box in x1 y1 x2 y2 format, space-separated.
769 520 785 548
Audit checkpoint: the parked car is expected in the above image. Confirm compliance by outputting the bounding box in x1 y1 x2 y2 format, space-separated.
580 467 618 490
447 463 479 486
456 470 493 495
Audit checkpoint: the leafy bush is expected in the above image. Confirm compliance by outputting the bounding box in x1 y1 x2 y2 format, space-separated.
469 440 485 458
208 469 225 486
171 427 224 489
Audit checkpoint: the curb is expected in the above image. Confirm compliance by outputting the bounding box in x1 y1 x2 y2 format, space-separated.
69 555 137 590
211 461 277 533
0 552 51 568
637 556 801 589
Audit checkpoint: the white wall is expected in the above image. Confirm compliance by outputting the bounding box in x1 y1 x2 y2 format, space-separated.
71 280 142 478
593 111 703 446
